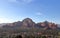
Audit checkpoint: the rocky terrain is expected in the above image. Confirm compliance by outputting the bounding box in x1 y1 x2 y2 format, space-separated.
1 18 58 30
0 18 60 38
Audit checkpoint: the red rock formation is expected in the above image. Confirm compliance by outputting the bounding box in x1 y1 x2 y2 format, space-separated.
2 18 58 30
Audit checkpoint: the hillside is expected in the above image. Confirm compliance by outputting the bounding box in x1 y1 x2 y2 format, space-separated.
0 18 60 38
1 18 58 29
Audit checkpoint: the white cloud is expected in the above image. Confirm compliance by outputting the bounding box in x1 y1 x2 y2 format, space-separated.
36 12 43 16
8 0 17 2
7 0 34 3
22 0 33 3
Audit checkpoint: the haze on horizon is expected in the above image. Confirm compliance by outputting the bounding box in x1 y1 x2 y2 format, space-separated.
0 0 60 24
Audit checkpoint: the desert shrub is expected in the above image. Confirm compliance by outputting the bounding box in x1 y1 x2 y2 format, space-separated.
15 35 22 38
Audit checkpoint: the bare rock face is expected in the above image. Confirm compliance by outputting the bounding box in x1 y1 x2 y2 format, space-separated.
2 18 58 30
2 21 22 28
48 23 57 29
36 21 57 29
22 18 35 27
12 21 22 27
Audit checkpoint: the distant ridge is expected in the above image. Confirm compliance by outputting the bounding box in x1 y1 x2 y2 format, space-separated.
2 18 58 30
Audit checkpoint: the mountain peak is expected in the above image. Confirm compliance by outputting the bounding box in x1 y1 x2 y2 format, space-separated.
22 18 34 23
2 18 58 29
23 18 32 21
22 18 35 27
44 21 49 23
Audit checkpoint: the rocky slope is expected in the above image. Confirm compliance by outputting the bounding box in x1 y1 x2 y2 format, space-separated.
2 18 58 30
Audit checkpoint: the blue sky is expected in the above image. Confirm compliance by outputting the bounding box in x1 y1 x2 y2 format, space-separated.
0 0 60 24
